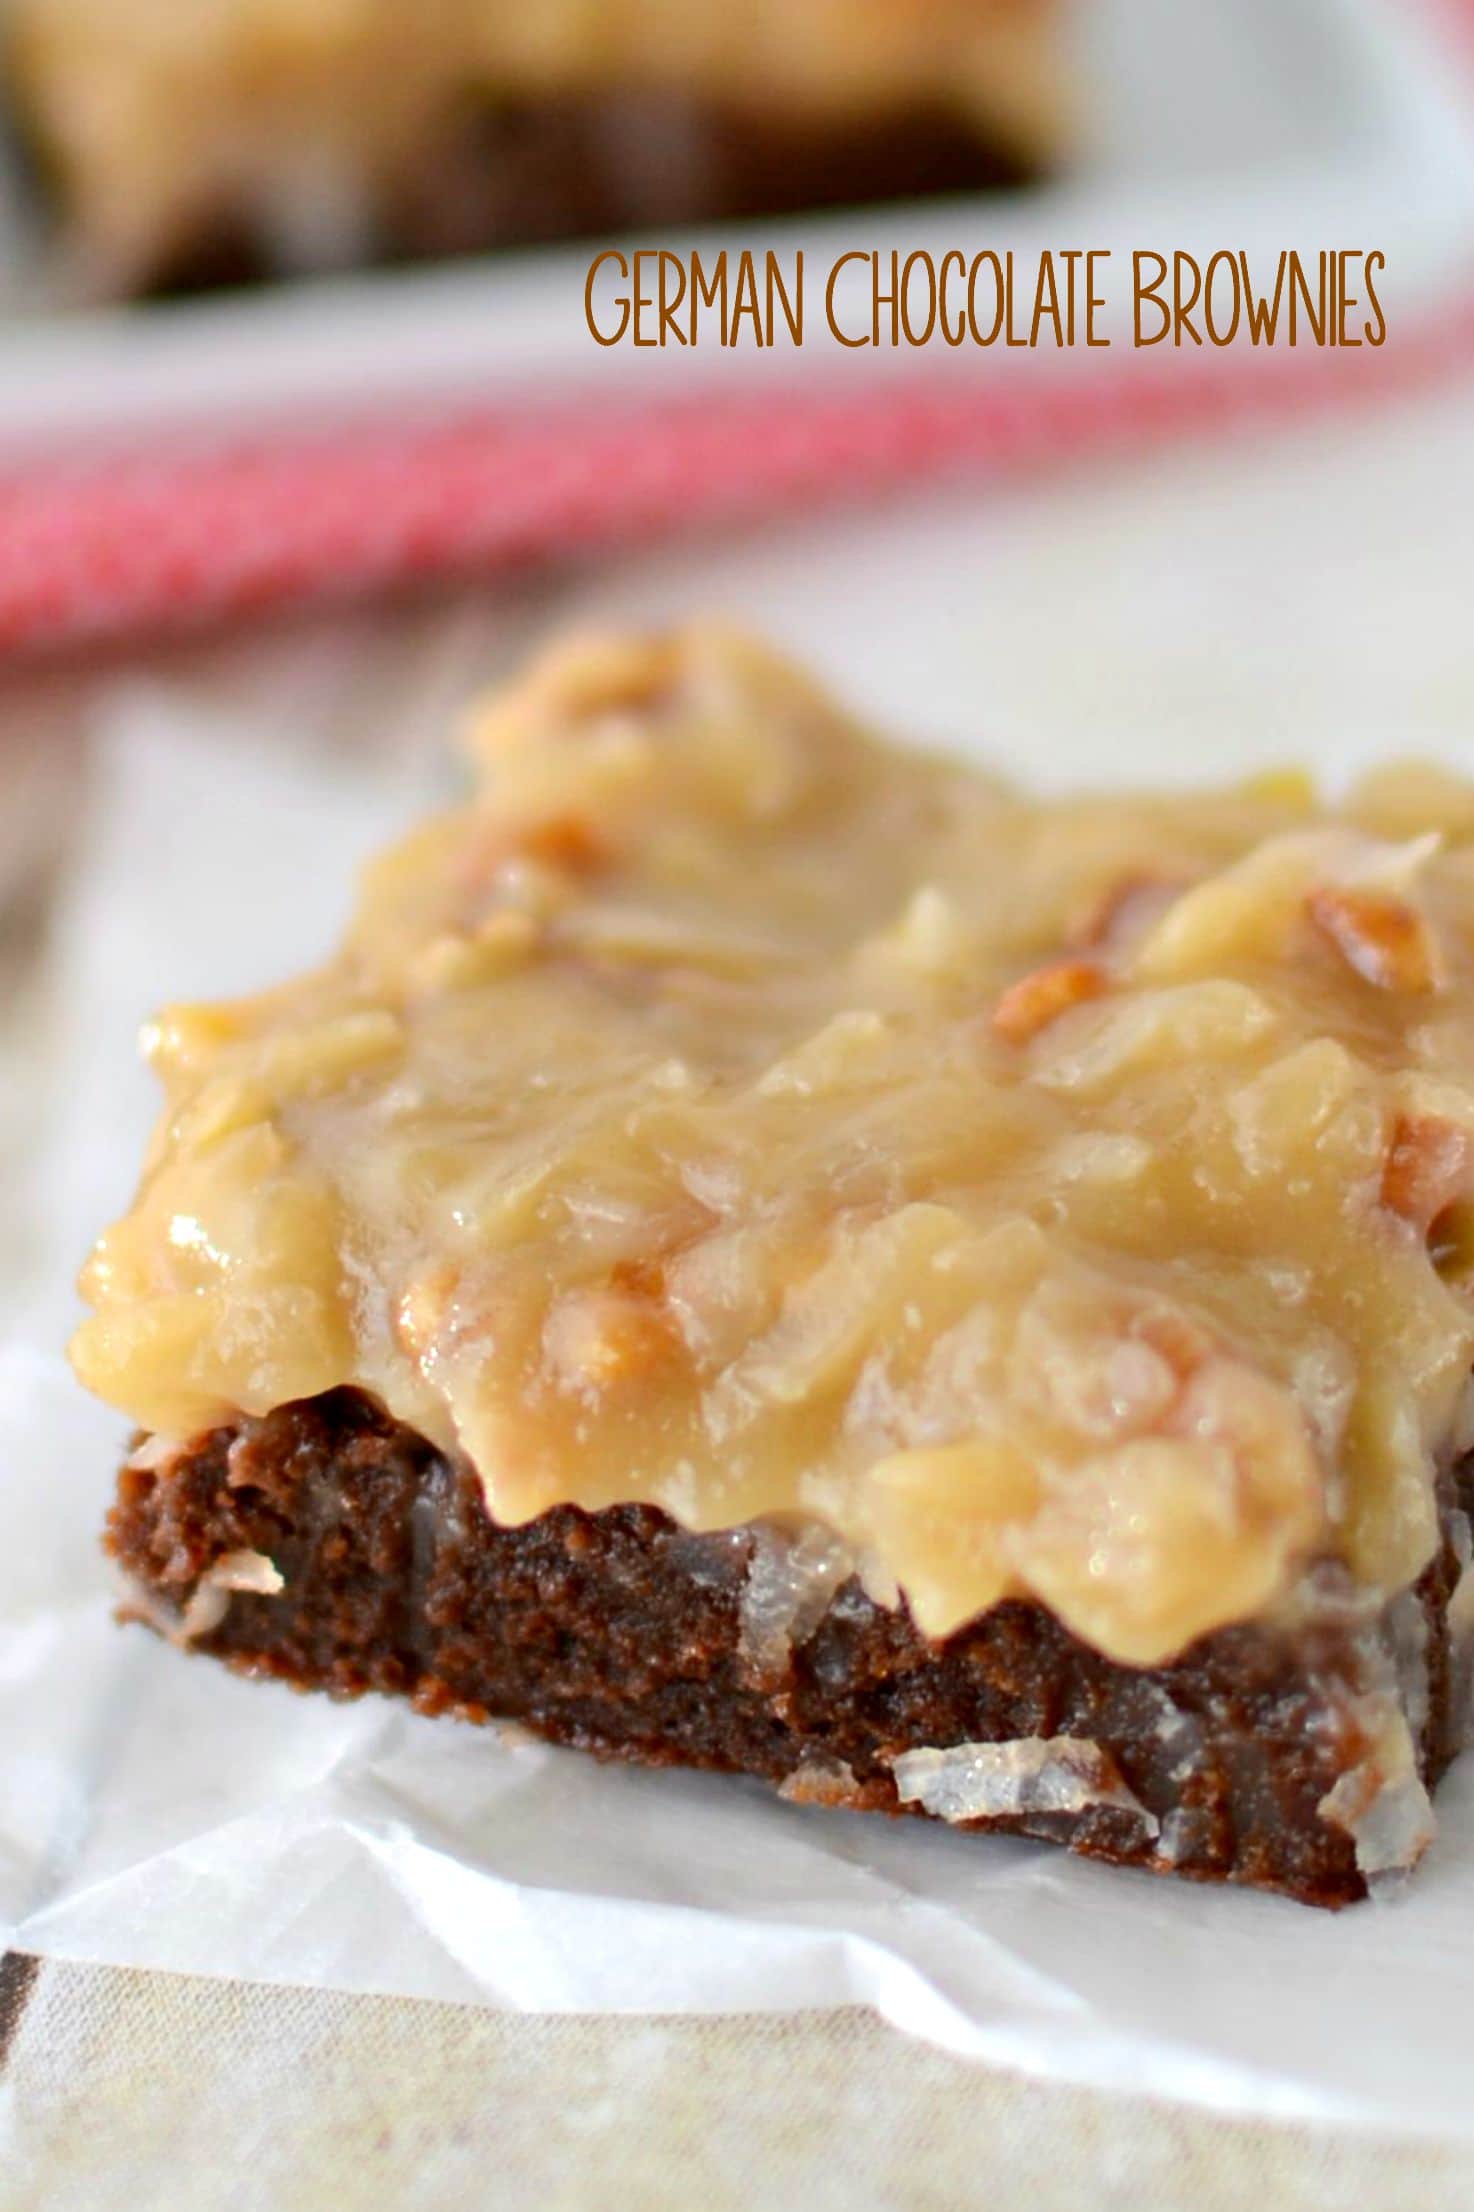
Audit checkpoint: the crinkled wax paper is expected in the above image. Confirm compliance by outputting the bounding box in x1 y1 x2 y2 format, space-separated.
4 690 1474 2139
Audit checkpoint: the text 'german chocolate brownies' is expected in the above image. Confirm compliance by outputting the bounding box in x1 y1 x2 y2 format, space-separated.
74 630 1474 1905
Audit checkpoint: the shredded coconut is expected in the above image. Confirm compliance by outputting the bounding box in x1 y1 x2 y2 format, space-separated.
180 1549 286 1641
1317 1647 1437 1894
739 1523 852 1684
124 1432 188 1475
891 1736 1158 1835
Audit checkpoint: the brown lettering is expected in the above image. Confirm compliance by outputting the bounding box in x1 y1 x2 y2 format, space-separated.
938 250 967 347
1202 250 1241 346
585 250 631 346
729 251 765 346
1364 250 1387 346
1031 253 1064 348
1133 251 1170 346
901 251 937 347
1288 251 1328 347
1086 250 1111 346
690 250 727 342
969 252 1008 347
768 251 804 345
826 250 869 348
657 251 688 348
1173 252 1204 347
1240 250 1286 346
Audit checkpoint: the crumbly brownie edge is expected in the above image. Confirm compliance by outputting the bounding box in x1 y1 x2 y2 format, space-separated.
105 1389 1473 1907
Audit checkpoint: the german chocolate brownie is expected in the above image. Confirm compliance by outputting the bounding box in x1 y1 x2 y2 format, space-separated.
7 2 1066 294
75 629 1474 1902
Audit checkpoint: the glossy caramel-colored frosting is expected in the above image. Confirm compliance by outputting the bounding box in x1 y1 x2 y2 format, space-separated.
73 630 1474 1664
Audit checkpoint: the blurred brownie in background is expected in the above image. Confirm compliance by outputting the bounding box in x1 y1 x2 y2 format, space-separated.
7 0 1068 294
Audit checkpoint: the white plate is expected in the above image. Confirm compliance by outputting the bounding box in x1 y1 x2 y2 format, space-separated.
0 0 1470 447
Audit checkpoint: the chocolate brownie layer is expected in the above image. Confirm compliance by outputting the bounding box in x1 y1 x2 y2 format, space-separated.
151 97 1033 295
17 92 1038 298
388 93 1035 252
107 1390 1473 1906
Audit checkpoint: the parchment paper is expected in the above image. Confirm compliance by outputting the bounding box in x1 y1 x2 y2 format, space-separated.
4 691 1474 2140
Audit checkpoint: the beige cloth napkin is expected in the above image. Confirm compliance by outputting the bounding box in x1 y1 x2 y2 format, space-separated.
3 1956 1472 2212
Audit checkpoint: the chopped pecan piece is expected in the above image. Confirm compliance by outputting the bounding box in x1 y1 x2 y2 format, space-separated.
992 958 1108 1045
517 816 611 876
1307 886 1438 994
456 813 611 908
1381 1114 1474 1233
